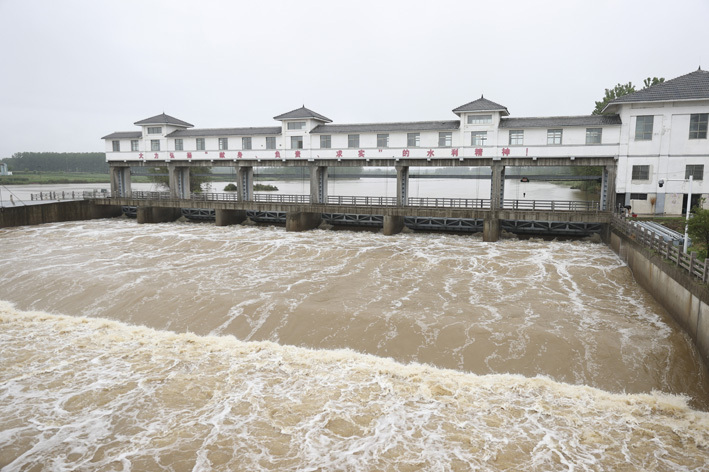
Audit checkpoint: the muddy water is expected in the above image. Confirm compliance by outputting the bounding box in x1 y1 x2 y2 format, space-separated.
1 219 708 470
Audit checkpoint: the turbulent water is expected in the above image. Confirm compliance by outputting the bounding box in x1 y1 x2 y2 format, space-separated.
1 219 709 470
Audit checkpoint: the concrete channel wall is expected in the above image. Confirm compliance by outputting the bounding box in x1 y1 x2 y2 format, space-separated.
0 201 123 228
610 230 709 367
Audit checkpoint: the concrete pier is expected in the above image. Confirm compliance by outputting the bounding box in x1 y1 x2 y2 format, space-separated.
483 214 501 242
286 211 322 232
382 215 405 235
137 207 182 224
215 209 247 226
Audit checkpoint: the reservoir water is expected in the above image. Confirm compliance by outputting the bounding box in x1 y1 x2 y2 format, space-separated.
0 180 708 470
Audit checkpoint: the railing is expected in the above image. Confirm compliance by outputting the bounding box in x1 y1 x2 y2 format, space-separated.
30 189 108 201
612 214 709 283
326 195 397 206
503 199 600 211
36 189 600 214
407 197 489 209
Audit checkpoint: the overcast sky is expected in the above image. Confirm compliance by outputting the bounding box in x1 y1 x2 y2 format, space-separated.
0 0 706 157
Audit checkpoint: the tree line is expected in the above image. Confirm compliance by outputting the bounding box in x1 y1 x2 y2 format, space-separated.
1 152 109 173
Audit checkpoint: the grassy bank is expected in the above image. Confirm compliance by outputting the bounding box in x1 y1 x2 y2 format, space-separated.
0 171 153 185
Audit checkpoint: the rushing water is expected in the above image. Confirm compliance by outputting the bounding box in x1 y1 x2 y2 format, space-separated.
1 218 709 469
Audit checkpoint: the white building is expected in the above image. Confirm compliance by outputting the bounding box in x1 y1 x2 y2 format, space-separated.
102 69 709 215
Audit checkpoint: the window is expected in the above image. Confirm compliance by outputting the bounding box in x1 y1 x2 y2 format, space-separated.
686 164 704 181
151 140 160 151
348 134 359 148
242 137 251 150
585 128 602 144
174 139 183 151
467 114 492 124
635 115 653 140
689 113 708 139
291 136 303 149
407 133 420 147
131 140 139 151
471 131 487 146
266 137 276 149
547 129 562 145
630 193 648 201
147 127 162 134
320 135 331 149
377 134 389 148
509 130 524 145
219 138 229 150
631 165 650 180
287 121 306 130
438 132 452 147
112 140 120 152
196 138 205 150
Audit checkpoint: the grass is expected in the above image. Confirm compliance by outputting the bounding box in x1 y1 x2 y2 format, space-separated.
0 171 153 185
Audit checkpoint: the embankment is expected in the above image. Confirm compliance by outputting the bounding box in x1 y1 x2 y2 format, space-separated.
610 229 709 367
0 201 122 228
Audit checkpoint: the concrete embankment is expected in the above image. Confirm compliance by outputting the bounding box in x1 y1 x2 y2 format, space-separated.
610 229 709 367
0 201 123 228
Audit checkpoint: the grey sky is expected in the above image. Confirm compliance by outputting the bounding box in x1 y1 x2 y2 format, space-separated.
0 0 706 157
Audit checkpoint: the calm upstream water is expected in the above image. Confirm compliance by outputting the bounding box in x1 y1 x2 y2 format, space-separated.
1 214 709 470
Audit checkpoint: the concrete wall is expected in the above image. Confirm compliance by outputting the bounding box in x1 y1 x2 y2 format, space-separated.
0 201 123 228
610 230 709 367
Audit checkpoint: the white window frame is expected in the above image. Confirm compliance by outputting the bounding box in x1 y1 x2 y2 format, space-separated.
509 130 524 145
151 140 160 151
471 131 487 146
377 134 389 148
112 140 120 152
547 129 563 145
266 137 276 150
147 127 162 134
689 113 708 139
131 140 139 151
196 138 205 150
174 139 183 151
219 138 229 150
407 133 420 147
631 165 650 180
585 128 602 144
242 137 251 150
438 132 452 147
467 115 492 124
291 136 303 149
348 134 360 149
635 115 654 141
287 121 306 130
320 135 331 149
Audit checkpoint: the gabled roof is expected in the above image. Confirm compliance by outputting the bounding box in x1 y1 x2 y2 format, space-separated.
134 113 194 128
499 115 621 129
101 131 143 140
604 69 709 111
273 106 332 123
310 120 460 134
167 127 281 137
452 96 509 116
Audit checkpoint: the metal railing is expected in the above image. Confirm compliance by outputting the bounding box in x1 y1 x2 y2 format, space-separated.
407 197 489 209
503 199 600 211
35 189 600 214
612 214 709 283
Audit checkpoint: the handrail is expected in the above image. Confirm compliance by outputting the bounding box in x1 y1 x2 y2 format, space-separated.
611 214 708 283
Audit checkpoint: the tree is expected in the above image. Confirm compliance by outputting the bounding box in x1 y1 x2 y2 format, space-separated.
592 76 665 115
592 82 636 115
687 203 709 260
643 77 665 88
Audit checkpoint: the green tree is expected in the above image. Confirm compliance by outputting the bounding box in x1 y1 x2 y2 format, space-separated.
643 77 665 89
687 203 709 260
592 77 665 115
592 82 636 115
